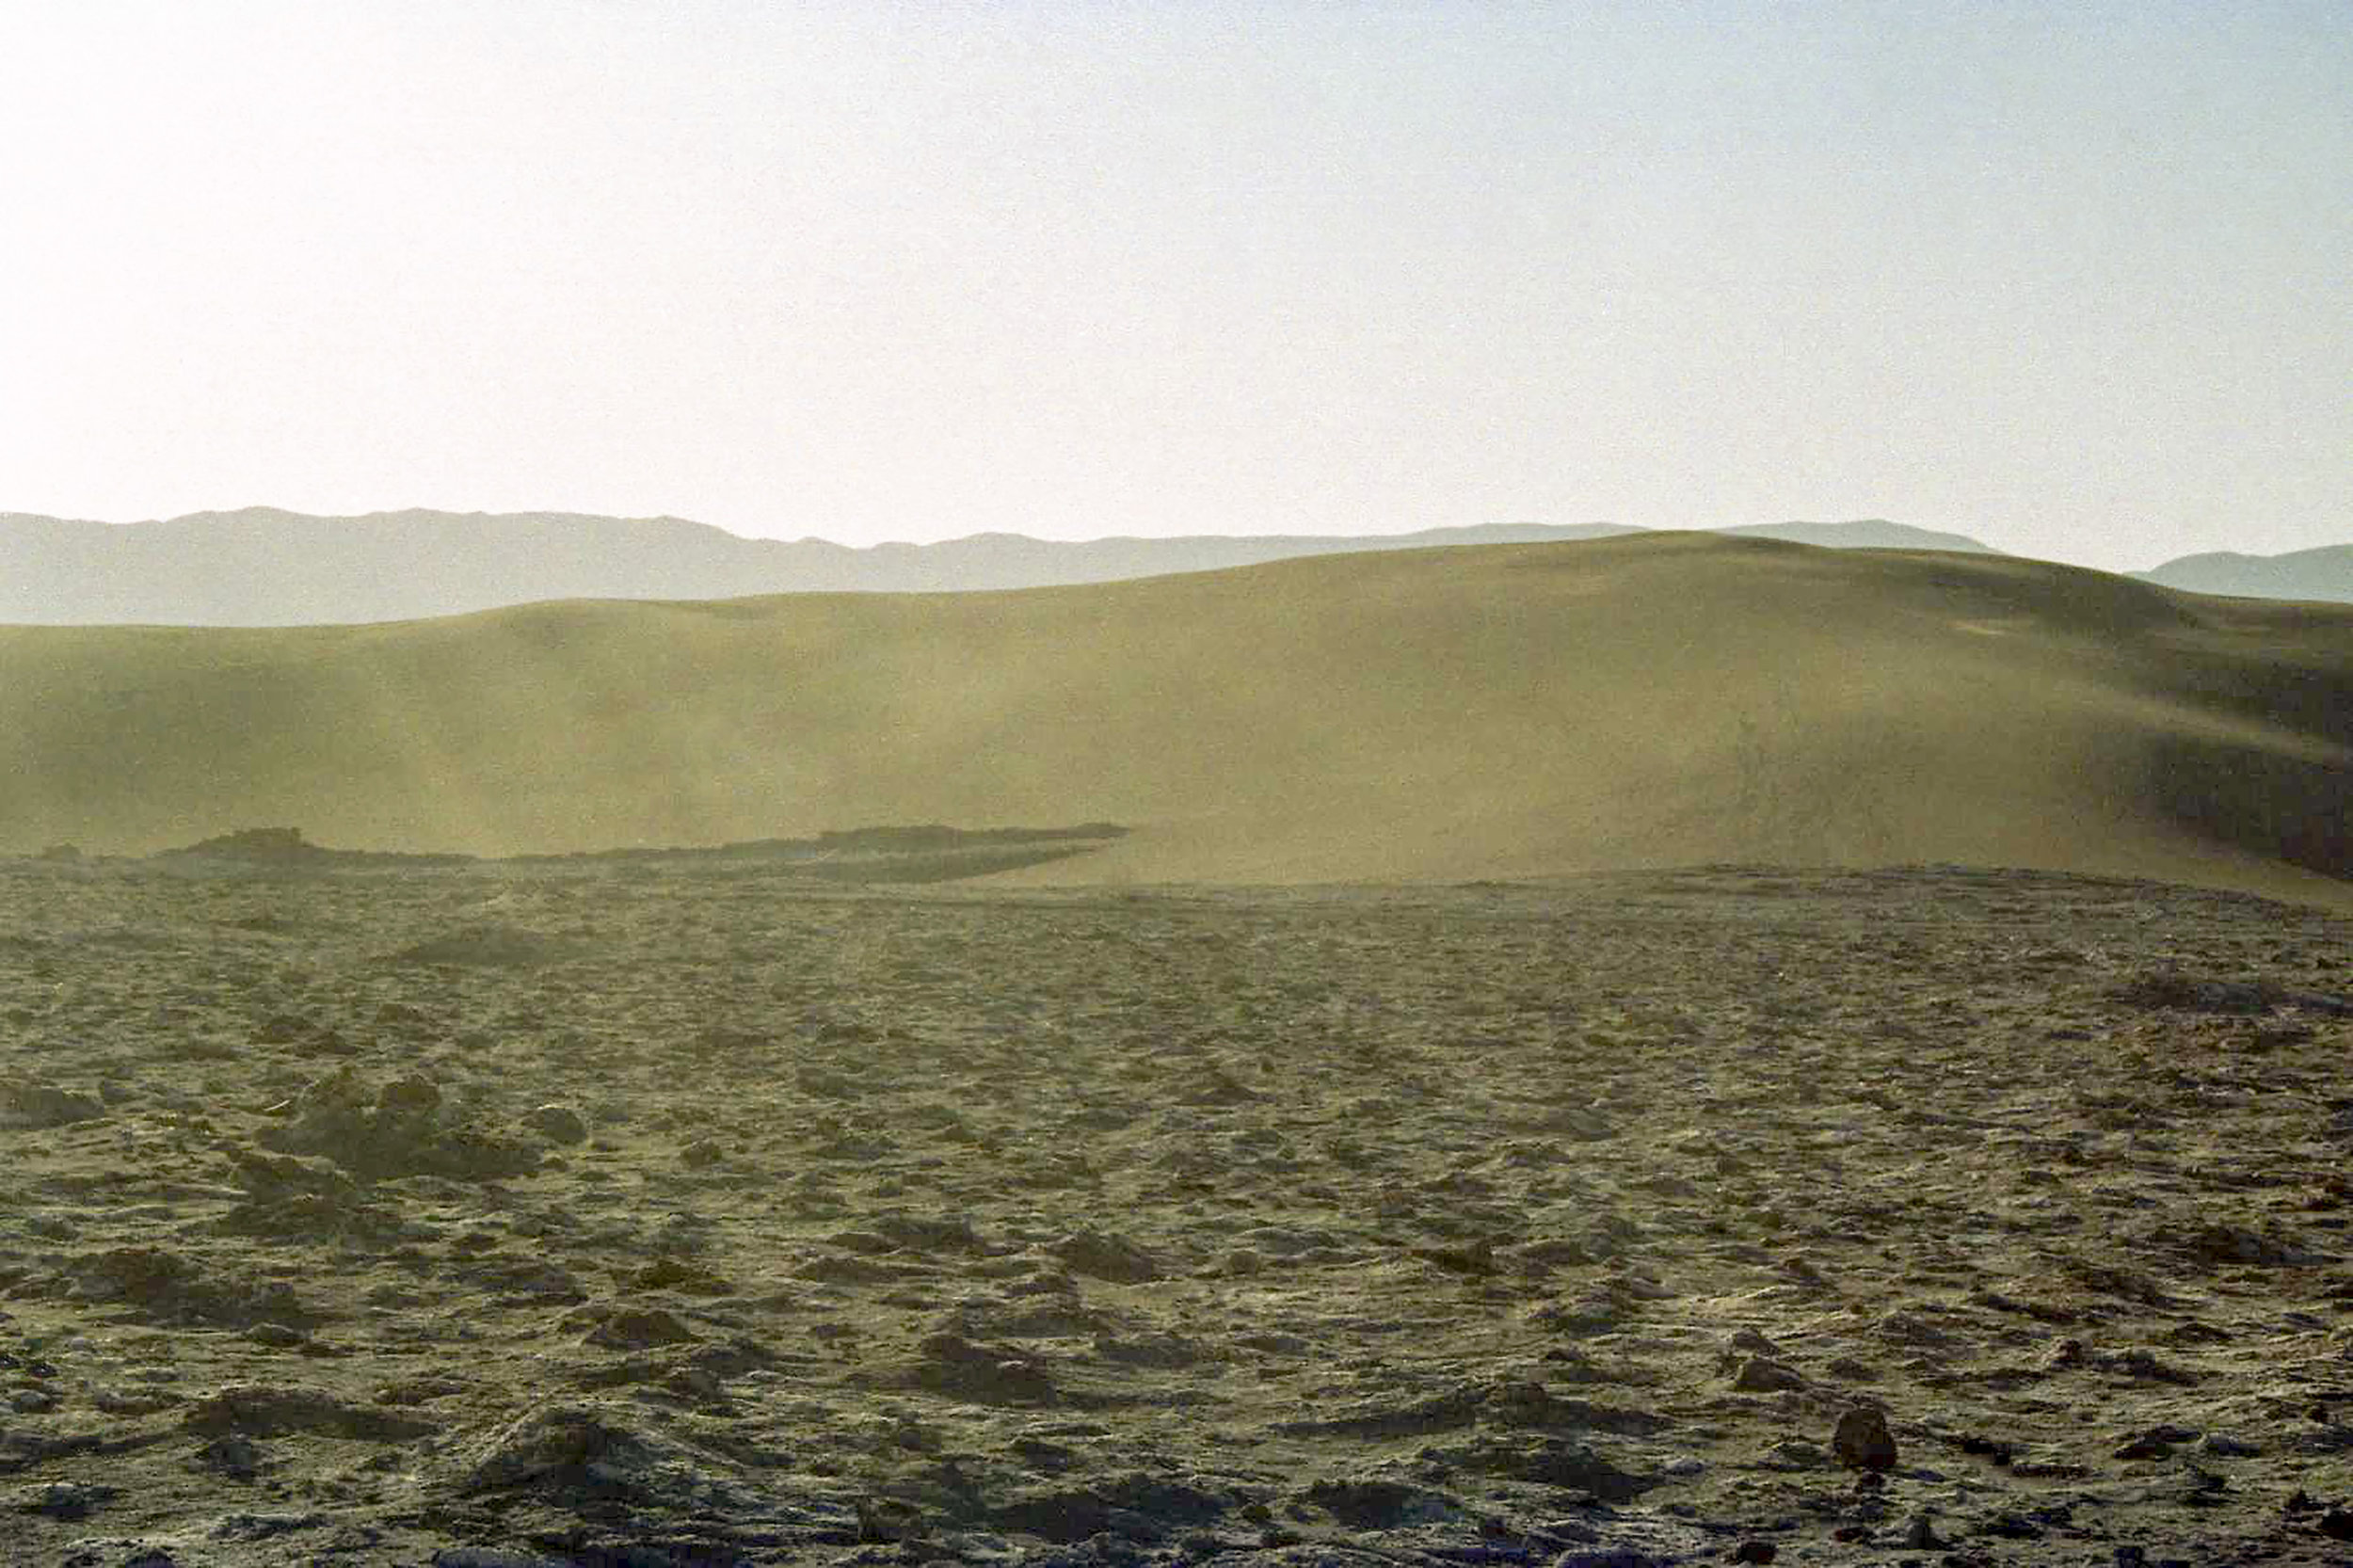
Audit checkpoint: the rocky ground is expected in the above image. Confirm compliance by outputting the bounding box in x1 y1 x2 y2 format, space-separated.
3 856 2353 1567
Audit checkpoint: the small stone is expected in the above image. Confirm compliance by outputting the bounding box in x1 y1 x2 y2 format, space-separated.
1957 1432 2013 1465
1777 1254 1827 1285
680 1138 725 1168
1052 1228 1160 1283
1733 1355 1805 1392
1902 1509 1942 1549
1730 1543 1778 1564
1832 1405 1898 1471
520 1104 588 1145
376 1075 441 1114
2112 1424 2196 1461
2320 1508 2353 1542
14 1481 119 1519
191 1434 264 1480
1413 1238 1497 1275
583 1307 695 1350
1 1083 106 1128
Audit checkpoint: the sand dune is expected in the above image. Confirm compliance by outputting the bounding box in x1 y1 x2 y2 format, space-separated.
4 533 2348 903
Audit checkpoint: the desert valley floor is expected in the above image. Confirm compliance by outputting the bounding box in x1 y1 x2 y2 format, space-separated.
4 855 2353 1567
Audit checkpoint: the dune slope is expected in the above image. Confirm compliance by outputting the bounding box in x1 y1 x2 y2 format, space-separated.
3 534 2347 900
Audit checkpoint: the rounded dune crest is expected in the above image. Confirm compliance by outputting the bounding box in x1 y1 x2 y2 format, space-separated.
1 535 2346 904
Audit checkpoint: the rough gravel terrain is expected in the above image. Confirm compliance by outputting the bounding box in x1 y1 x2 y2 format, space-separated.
4 856 2353 1567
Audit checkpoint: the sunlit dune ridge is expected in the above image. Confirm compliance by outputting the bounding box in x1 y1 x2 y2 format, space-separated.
5 533 2348 904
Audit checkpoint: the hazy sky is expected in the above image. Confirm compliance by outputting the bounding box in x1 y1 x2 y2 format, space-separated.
3 2 2345 570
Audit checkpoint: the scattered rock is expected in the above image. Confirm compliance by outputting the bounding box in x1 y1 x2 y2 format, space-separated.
1051 1228 1160 1283
258 1066 539 1182
870 1212 983 1253
448 1402 659 1496
16 858 2353 1565
2155 1222 2328 1269
1978 1510 2044 1539
1956 1432 2014 1465
520 1103 589 1144
2094 1349 2199 1385
581 1306 696 1350
1273 1385 1484 1439
182 1383 437 1440
1833 1406 1898 1471
0 1080 107 1128
852 1495 926 1543
70 1245 321 1331
989 1472 1229 1543
14 1480 119 1519
902 1332 1060 1406
2112 972 2277 1014
1426 1433 1656 1499
1732 1355 1806 1393
1299 1477 1462 1530
1413 1237 1498 1275
190 1434 264 1480
376 1074 442 1114
1093 1329 1210 1368
629 1257 732 1294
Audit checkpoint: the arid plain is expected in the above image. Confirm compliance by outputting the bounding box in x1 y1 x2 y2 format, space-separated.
4 536 2353 1567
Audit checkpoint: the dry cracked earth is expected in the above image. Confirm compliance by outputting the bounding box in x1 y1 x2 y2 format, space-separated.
4 856 2353 1568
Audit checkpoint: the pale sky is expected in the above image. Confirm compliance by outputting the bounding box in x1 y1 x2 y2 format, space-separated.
2 2 2345 571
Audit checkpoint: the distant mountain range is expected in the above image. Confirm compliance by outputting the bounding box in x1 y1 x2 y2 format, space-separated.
2128 546 2353 604
0 506 2341 625
0 508 2000 626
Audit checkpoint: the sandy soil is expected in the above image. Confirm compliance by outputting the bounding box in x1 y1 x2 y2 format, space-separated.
4 856 2353 1567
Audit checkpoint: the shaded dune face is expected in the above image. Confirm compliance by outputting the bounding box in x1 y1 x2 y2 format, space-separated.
2 533 2347 904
